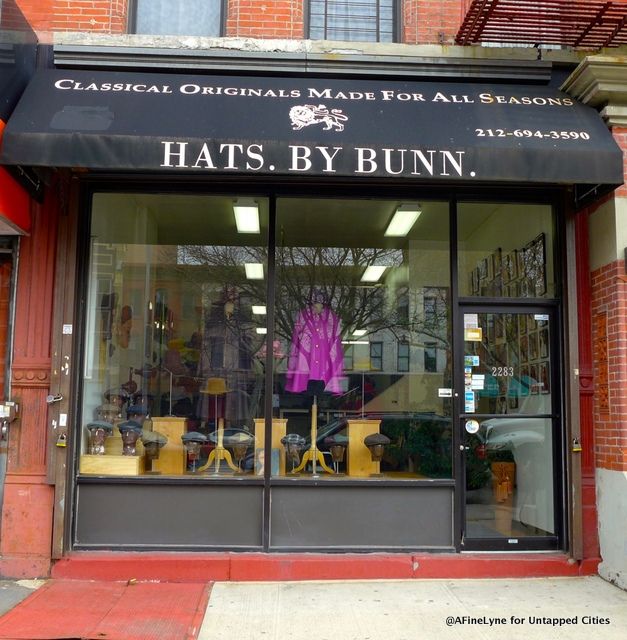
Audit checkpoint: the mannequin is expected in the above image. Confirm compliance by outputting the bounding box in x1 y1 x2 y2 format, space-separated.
286 291 344 394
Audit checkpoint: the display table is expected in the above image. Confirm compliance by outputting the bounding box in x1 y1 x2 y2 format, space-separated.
151 417 186 474
253 418 287 475
347 419 382 477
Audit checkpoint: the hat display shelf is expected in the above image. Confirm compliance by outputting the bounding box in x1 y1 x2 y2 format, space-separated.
196 377 239 474
291 380 334 476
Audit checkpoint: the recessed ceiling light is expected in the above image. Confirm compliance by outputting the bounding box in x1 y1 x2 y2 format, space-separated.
252 305 267 315
353 329 367 336
256 327 267 335
233 198 260 234
361 265 387 282
384 204 422 237
244 263 264 280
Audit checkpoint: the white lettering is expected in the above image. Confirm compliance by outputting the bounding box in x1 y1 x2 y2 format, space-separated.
355 148 377 174
246 144 264 171
54 79 74 90
382 148 405 175
289 146 312 172
412 150 435 176
317 146 342 173
180 84 201 95
192 143 216 169
219 144 244 170
161 141 188 168
441 150 464 177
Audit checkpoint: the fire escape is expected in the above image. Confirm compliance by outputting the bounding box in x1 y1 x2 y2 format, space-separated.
457 0 627 48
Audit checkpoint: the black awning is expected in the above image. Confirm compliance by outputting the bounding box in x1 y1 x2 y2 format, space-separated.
0 69 623 191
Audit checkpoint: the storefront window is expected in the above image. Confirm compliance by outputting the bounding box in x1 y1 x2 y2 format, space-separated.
457 203 556 299
272 197 452 479
80 193 268 477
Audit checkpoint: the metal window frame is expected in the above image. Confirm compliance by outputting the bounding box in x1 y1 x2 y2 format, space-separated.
305 0 399 43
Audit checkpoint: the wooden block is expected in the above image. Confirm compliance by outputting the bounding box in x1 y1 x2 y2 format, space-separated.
80 454 144 476
347 419 381 477
151 417 186 475
253 418 287 475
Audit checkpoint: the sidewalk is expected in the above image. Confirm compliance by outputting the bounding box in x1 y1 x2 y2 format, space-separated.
0 575 624 639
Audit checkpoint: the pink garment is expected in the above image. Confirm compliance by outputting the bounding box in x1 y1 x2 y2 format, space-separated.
286 306 344 394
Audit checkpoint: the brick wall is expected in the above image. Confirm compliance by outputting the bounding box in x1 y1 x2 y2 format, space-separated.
1 1 53 30
52 0 129 33
5 0 129 34
591 258 627 472
7 1 468 43
403 0 464 45
226 0 304 39
589 127 627 473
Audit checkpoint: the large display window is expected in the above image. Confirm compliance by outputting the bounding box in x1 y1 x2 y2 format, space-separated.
80 193 269 477
272 198 453 479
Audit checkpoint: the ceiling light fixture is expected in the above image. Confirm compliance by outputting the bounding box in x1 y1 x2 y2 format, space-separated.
384 204 422 237
233 198 260 234
244 263 264 280
361 265 387 283
252 305 267 315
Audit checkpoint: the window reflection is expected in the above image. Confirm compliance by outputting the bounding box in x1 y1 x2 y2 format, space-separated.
458 203 555 299
81 194 268 477
273 198 452 479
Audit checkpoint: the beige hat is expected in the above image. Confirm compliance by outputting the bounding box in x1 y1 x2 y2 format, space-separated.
199 377 230 395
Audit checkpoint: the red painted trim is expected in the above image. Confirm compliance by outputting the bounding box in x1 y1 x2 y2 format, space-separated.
0 120 30 234
0 555 52 579
50 552 596 582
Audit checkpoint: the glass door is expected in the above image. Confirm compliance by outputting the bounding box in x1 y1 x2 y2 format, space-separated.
459 309 560 550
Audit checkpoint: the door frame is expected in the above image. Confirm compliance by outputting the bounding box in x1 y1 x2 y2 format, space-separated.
453 302 564 552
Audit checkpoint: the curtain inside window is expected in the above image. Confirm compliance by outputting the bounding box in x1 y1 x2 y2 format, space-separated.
135 0 221 37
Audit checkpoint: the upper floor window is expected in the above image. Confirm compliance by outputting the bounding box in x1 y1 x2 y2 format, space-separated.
131 0 223 37
309 0 396 42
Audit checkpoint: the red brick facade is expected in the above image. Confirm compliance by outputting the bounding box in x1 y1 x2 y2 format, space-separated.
403 0 463 44
226 0 304 39
7 1 467 44
591 259 627 472
589 127 627 474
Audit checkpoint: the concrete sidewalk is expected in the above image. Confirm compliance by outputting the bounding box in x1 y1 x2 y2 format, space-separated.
0 575 625 639
0 579 45 616
198 576 627 640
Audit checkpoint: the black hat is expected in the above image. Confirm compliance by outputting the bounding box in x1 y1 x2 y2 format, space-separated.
364 433 390 447
141 430 167 447
181 431 208 444
118 420 143 435
85 420 113 433
127 404 148 417
281 433 306 447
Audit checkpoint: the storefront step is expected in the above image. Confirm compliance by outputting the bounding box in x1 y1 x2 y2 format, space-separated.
50 553 599 582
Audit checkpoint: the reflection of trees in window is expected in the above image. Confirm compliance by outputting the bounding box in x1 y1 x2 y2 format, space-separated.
424 342 437 373
370 342 383 371
274 245 404 344
397 340 409 372
396 286 409 323
343 344 354 371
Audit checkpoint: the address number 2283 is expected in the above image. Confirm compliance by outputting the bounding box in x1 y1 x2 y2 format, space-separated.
492 366 514 377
